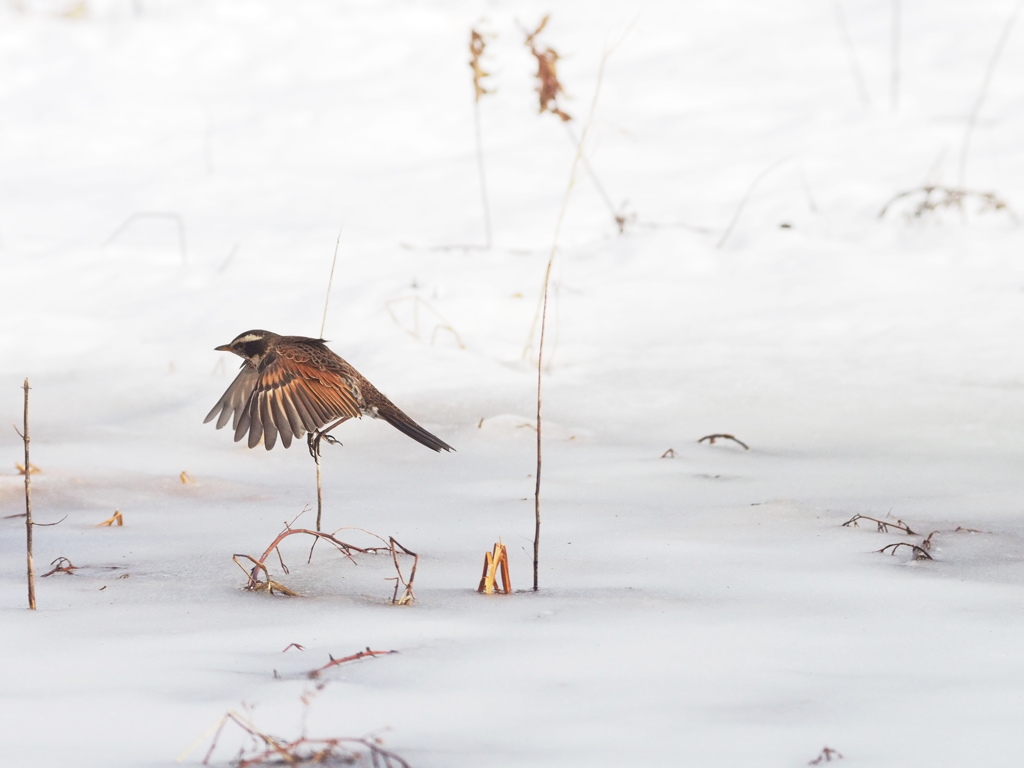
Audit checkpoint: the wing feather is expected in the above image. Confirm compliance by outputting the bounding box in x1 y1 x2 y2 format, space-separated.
209 352 363 451
258 392 278 450
277 388 306 438
269 393 294 449
204 366 258 431
245 396 264 448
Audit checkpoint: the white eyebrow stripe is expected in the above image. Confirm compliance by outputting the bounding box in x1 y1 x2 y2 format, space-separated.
235 333 264 344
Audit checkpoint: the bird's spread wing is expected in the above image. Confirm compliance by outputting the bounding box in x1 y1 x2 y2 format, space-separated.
204 364 258 431
208 354 363 451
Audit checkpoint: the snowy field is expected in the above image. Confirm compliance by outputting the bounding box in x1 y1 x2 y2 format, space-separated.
2 0 1024 765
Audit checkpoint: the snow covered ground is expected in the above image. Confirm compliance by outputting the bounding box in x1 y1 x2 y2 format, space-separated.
2 0 1024 765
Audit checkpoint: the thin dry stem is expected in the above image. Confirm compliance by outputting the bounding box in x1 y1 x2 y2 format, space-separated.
958 0 1023 187
832 2 870 108
563 121 630 232
717 156 794 248
387 295 465 348
103 211 187 264
319 229 342 339
21 379 35 610
890 0 900 113
528 49 609 592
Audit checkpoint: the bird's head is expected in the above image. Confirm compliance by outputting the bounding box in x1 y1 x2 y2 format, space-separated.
215 330 279 367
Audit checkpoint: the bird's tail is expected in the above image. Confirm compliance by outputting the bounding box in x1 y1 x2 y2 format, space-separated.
376 402 454 452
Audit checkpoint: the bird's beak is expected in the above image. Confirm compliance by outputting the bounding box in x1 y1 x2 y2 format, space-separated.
214 343 233 352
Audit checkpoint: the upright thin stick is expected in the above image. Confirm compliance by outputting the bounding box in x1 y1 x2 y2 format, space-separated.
957 0 1023 187
315 231 342 532
532 53 608 591
21 379 36 610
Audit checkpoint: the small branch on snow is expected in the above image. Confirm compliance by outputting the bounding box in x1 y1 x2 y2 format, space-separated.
697 433 750 450
308 648 399 680
842 514 917 536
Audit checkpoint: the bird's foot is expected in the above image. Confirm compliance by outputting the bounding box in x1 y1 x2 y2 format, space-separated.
307 430 342 459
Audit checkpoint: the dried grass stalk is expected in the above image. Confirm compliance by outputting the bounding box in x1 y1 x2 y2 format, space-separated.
470 23 495 247
879 185 1015 220
233 523 418 603
477 542 512 594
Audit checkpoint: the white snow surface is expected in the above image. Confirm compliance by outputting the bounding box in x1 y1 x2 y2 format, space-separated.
2 1 1024 766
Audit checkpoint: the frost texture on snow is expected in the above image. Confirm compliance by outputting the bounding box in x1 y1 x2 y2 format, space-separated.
2 1 1024 766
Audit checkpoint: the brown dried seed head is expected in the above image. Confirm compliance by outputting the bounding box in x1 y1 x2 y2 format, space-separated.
469 27 493 102
523 16 572 121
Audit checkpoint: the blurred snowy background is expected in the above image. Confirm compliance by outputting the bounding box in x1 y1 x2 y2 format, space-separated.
2 1 1023 766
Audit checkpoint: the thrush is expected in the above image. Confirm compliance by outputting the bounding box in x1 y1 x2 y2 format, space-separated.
205 330 454 455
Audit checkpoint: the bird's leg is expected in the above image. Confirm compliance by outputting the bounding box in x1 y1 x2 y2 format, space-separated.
307 417 351 532
307 417 351 459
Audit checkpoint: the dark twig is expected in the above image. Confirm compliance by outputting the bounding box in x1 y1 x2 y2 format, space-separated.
41 557 79 577
809 745 844 765
307 647 398 679
920 530 940 554
877 541 933 560
698 433 750 450
842 514 917 536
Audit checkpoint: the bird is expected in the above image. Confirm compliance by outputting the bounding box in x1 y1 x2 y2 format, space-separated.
205 330 454 456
